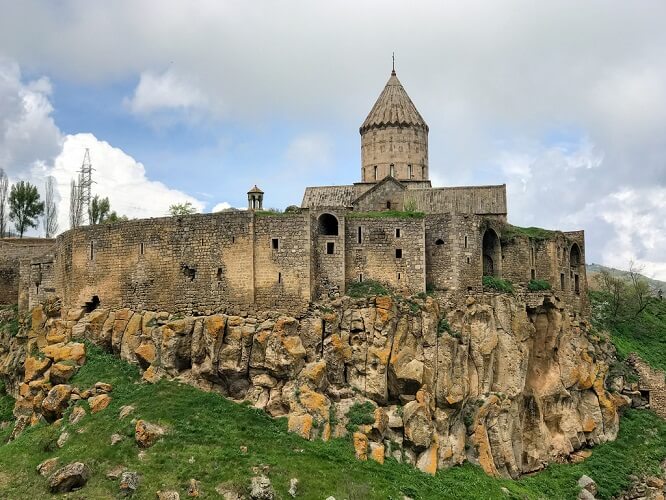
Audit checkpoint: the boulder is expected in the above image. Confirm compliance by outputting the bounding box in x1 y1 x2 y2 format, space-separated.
57 431 69 448
41 384 73 420
48 462 91 493
69 406 86 425
120 471 140 496
50 362 77 384
89 394 112 413
157 492 181 500
119 405 135 419
250 475 275 500
289 478 299 498
577 475 597 495
135 419 165 448
111 433 124 445
37 457 59 477
187 478 201 497
24 356 51 382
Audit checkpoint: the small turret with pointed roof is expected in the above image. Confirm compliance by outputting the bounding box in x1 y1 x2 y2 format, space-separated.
247 185 264 210
360 62 429 183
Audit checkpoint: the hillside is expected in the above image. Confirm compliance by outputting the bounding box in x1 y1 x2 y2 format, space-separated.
1 343 665 499
587 263 666 294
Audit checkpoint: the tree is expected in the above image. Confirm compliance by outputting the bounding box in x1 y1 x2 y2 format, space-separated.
0 169 8 237
168 202 197 216
8 181 44 237
594 269 626 321
628 261 651 318
89 195 111 225
69 177 84 229
43 176 59 238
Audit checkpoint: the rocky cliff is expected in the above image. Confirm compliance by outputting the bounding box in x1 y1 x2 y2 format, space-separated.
0 292 627 478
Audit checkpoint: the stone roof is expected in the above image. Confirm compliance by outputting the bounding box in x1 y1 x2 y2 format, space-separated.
247 185 264 194
301 185 359 208
360 71 428 133
404 185 507 215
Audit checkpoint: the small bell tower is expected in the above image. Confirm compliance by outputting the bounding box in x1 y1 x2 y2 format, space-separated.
247 185 264 210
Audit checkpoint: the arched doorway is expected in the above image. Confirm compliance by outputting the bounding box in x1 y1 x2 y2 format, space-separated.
570 243 581 294
482 229 501 277
318 213 339 236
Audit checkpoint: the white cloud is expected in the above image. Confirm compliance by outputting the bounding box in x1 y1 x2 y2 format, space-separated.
0 59 203 236
125 67 209 118
51 134 204 230
211 201 232 212
284 133 332 167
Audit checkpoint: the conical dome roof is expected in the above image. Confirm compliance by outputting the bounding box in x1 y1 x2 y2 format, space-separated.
360 70 428 133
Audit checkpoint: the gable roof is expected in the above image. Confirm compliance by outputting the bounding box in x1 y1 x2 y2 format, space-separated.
352 175 405 205
301 185 357 208
360 71 428 133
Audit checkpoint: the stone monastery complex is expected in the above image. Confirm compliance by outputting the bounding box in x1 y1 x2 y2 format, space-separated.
4 68 587 316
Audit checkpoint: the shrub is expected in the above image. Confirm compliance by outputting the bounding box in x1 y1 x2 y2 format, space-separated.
347 280 390 298
528 279 551 291
346 401 375 433
482 276 514 293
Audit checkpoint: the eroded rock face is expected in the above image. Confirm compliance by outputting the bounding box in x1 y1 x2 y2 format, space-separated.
0 292 625 479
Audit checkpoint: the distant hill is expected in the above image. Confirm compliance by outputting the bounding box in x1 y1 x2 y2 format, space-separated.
587 263 666 294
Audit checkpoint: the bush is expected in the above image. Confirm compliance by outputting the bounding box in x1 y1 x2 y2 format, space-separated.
482 276 514 293
346 402 375 433
528 279 551 291
347 280 390 298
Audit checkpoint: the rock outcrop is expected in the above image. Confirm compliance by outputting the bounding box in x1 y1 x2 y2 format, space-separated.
0 292 628 478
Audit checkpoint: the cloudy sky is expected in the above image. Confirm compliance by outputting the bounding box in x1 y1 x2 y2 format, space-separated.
0 1 665 279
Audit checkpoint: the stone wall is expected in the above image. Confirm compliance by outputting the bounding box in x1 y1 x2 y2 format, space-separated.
344 215 425 294
0 238 54 305
630 355 666 418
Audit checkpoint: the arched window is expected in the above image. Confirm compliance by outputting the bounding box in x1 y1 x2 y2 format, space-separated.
390 163 395 177
374 166 378 180
318 213 339 236
435 238 444 246
482 229 501 277
408 164 413 178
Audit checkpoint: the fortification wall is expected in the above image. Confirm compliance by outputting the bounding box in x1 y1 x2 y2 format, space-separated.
0 238 54 305
344 216 425 293
47 211 312 315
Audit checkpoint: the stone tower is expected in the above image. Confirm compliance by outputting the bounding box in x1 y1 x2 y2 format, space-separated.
360 69 429 183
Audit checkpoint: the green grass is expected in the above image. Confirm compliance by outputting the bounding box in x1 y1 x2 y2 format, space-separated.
346 210 425 219
0 344 665 499
592 293 666 372
345 402 375 433
482 275 514 293
347 280 390 298
500 224 557 243
528 279 552 291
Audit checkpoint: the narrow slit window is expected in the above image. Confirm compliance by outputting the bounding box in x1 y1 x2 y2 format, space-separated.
140 242 144 255
397 272 401 281
531 269 536 280
464 235 468 248
89 242 94 260
357 226 362 244
373 166 378 180
216 268 223 281
278 272 282 283
232 236 235 244
386 201 391 210
395 228 401 238
466 257 470 264
359 273 363 282
271 238 279 250
408 164 412 178
560 273 565 290
390 163 395 177
395 248 402 259
326 242 335 254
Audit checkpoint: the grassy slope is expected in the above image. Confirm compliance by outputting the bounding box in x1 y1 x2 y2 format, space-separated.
594 295 666 372
0 345 664 499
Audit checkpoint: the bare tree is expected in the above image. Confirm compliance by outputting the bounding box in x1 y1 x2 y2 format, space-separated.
43 176 59 238
0 169 8 237
69 176 85 229
628 261 651 318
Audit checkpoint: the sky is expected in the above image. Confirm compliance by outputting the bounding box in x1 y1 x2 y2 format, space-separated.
0 1 665 279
